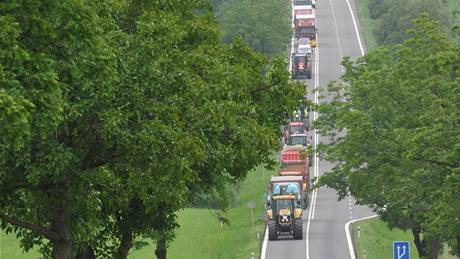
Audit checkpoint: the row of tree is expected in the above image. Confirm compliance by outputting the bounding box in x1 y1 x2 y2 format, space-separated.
316 16 460 258
367 0 459 45
213 0 292 57
0 1 303 258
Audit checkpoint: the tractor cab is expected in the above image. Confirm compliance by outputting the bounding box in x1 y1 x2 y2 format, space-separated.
287 133 309 146
291 53 312 79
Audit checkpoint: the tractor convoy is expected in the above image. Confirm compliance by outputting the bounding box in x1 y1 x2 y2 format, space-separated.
291 1 316 80
265 0 317 241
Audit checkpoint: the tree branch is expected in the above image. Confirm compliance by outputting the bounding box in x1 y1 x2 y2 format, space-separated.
0 212 60 240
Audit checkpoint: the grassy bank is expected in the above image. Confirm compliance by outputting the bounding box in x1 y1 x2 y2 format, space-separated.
0 232 42 259
352 218 456 259
355 0 377 50
0 167 273 259
129 166 274 259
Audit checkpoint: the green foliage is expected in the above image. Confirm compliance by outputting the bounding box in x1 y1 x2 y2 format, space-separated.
0 0 303 258
365 0 456 46
315 16 460 258
215 0 292 57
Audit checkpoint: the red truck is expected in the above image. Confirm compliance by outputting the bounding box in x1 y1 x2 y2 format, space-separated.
295 15 317 47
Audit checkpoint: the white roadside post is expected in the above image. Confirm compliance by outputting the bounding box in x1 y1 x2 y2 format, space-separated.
247 200 256 228
358 225 361 239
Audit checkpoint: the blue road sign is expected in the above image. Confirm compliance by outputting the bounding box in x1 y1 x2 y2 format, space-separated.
393 241 410 259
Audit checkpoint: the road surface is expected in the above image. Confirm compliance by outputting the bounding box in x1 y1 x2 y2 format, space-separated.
264 0 374 258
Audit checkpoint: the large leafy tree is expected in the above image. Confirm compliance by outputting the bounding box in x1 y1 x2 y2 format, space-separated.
315 16 460 258
0 1 302 259
216 0 292 57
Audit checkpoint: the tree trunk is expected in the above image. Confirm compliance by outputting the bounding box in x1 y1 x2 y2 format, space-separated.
116 233 134 259
52 238 74 259
76 245 95 259
50 205 75 259
429 237 440 259
155 238 167 259
412 226 427 257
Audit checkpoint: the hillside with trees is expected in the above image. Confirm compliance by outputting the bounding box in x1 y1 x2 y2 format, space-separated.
213 0 292 57
364 0 459 45
0 1 302 259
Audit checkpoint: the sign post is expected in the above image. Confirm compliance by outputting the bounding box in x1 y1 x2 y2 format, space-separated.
247 200 256 228
393 241 410 259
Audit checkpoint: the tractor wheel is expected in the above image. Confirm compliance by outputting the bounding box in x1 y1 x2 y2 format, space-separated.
307 71 312 79
293 219 303 240
268 220 278 241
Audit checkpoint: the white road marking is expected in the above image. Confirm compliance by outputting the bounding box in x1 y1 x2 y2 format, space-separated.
306 23 320 259
344 0 366 56
327 0 345 72
260 226 269 259
345 215 378 259
340 1 374 258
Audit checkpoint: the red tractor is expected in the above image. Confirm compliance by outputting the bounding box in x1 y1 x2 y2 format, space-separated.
291 52 312 79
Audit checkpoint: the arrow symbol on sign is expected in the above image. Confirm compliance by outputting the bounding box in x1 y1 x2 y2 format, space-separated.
397 245 407 259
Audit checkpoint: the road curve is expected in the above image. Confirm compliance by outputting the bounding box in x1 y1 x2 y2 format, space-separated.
264 0 374 258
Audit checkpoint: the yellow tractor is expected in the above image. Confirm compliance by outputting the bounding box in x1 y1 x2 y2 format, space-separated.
266 195 303 240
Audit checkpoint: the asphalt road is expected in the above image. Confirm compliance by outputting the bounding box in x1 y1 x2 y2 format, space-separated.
265 0 374 258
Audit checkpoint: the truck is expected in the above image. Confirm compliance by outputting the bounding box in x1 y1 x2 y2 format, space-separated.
295 16 317 47
279 146 312 193
283 120 309 144
294 0 313 6
266 194 303 240
285 135 314 164
291 52 312 79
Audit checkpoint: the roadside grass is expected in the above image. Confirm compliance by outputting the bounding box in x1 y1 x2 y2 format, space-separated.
0 166 274 259
355 0 377 50
352 218 457 259
0 231 42 259
129 166 274 259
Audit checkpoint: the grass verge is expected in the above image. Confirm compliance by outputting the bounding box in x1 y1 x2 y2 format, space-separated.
0 231 42 259
352 217 456 259
355 0 377 50
128 166 274 259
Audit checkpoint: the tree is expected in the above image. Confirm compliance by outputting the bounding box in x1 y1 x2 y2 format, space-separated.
0 1 303 258
315 15 460 259
216 0 292 57
370 0 453 46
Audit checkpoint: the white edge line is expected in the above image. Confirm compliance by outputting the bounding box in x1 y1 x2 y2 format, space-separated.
260 226 269 259
344 0 365 56
345 215 378 259
306 26 320 259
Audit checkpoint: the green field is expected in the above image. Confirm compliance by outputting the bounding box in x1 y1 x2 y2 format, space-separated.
0 231 43 259
352 218 456 259
1 166 274 259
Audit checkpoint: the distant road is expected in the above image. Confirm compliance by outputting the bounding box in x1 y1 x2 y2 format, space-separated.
264 0 374 258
